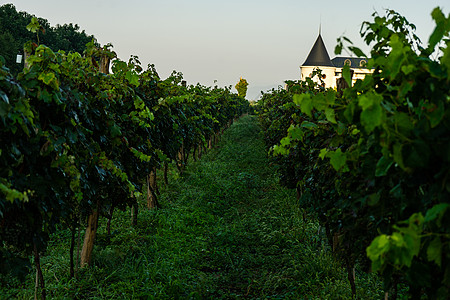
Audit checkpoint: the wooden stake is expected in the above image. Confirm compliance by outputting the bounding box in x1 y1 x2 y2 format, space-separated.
163 162 169 185
33 242 46 300
75 224 81 275
131 202 138 226
147 170 160 208
99 55 110 74
69 218 77 278
80 209 99 268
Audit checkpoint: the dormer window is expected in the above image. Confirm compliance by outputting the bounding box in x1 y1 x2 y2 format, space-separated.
360 59 367 67
344 59 351 66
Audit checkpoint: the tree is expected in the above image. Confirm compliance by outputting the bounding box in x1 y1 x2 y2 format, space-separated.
0 4 97 75
235 77 248 98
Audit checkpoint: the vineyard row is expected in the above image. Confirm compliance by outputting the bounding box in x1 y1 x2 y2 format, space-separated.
0 38 249 298
257 8 450 299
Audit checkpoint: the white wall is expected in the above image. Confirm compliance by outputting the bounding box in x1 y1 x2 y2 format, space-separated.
300 66 337 88
334 67 373 86
301 66 374 89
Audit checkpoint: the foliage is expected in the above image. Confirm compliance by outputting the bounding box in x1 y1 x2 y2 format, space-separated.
0 16 249 296
258 7 450 299
0 116 385 298
0 4 97 75
235 77 249 98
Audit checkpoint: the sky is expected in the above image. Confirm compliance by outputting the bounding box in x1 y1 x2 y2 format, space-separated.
5 0 449 100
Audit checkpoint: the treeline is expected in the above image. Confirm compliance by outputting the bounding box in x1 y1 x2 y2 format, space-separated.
0 18 249 299
0 3 96 75
258 8 450 299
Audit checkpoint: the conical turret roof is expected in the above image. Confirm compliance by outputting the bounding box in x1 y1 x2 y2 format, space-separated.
302 34 334 67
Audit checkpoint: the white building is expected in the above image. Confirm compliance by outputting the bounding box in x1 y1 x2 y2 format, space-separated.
300 33 372 88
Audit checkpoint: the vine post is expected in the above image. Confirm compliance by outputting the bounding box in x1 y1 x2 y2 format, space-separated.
147 168 160 209
79 50 112 267
80 208 99 267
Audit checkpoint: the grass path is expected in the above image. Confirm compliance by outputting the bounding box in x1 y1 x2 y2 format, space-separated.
6 115 384 299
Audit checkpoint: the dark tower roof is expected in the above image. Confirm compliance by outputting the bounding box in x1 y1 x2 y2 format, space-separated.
302 34 334 67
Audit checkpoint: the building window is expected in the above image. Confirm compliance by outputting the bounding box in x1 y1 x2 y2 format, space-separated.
344 59 351 66
360 59 367 67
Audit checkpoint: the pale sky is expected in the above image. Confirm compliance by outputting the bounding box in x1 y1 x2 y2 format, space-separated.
5 0 448 99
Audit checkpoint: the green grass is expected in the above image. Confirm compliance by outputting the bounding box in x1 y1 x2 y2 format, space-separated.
1 115 385 299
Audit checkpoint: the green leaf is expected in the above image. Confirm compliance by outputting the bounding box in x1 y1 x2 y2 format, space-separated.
375 155 394 177
342 36 353 45
325 107 337 124
38 72 59 90
401 64 415 75
125 70 140 87
112 60 127 73
424 203 450 224
312 93 327 111
280 136 291 147
358 92 381 110
348 46 367 58
343 100 356 123
427 237 442 266
325 90 336 106
366 234 390 272
398 80 414 98
272 144 288 156
39 89 52 103
0 183 30 203
300 121 318 129
335 43 343 55
288 125 303 140
319 148 328 160
393 112 413 134
407 213 424 233
358 93 383 133
110 124 122 138
26 17 42 34
393 143 405 169
0 90 9 105
392 232 414 267
387 34 407 79
343 64 351 86
361 102 383 133
336 121 346 135
426 101 445 128
427 7 447 52
328 148 347 171
155 149 167 162
293 94 313 117
441 44 450 78
0 100 10 119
